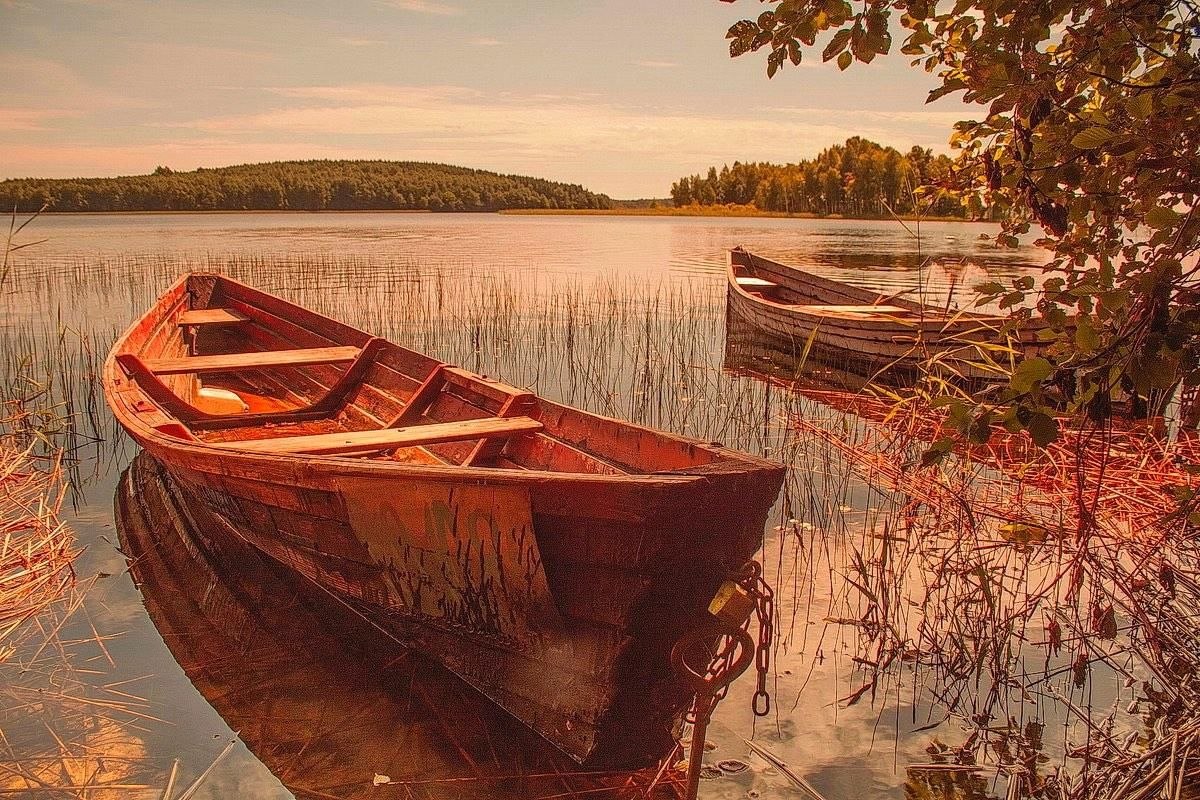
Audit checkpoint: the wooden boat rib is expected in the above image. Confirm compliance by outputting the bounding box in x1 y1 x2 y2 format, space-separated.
727 247 1046 379
104 272 785 767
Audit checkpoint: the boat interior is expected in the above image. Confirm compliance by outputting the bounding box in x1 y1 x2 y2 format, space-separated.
113 274 726 476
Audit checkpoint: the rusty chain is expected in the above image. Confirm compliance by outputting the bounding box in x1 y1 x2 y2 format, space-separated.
734 560 774 717
671 560 775 800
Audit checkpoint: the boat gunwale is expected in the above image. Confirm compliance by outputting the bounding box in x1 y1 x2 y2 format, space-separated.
105 272 781 487
726 247 1015 330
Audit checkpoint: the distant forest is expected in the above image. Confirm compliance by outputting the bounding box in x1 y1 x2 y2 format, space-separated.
671 137 967 218
0 161 613 213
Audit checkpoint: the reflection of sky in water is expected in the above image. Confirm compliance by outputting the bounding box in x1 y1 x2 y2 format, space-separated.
1 212 1100 800
22 210 1042 285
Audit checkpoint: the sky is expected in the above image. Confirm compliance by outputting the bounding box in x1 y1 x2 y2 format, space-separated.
0 0 975 198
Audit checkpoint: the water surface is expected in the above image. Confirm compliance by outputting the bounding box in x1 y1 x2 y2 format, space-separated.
3 212 1080 800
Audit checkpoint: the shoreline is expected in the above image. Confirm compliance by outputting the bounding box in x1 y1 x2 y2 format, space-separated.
23 207 984 223
506 207 979 222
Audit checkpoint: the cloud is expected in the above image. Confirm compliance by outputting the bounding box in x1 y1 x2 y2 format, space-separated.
0 107 81 132
0 54 150 112
768 106 969 126
336 37 385 47
156 83 959 195
263 84 479 105
385 0 462 15
0 140 359 179
0 75 964 193
633 60 677 68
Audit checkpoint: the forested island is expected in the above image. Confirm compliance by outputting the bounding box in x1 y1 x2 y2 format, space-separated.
0 161 612 213
670 137 967 218
2 139 967 218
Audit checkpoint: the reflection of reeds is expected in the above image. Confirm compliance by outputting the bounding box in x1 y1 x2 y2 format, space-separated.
0 402 156 797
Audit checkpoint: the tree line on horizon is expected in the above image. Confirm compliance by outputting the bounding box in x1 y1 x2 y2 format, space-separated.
670 137 968 217
0 160 613 213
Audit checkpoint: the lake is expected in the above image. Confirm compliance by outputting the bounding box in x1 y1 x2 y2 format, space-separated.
4 212 1107 800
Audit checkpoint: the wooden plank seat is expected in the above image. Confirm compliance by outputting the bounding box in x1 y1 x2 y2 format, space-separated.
145 346 361 376
114 339 388 430
213 416 544 456
735 276 779 289
177 308 250 326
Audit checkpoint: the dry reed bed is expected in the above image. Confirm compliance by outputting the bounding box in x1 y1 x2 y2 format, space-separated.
0 412 74 662
0 412 158 798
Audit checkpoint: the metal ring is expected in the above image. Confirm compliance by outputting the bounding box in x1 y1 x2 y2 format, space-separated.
753 689 771 716
670 628 756 694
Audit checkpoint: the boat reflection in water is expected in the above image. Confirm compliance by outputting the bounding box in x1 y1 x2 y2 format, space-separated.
723 307 879 393
116 452 682 800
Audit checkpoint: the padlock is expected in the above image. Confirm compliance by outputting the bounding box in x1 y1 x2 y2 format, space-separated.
707 580 755 628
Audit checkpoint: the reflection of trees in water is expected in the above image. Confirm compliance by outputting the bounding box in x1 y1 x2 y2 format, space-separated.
904 769 989 800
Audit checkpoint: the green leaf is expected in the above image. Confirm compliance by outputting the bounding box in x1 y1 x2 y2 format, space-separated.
1075 317 1100 353
823 29 852 61
767 48 785 77
927 79 967 102
1134 352 1180 391
1071 127 1115 149
1126 93 1154 119
837 50 853 70
920 437 955 467
1145 205 1180 229
967 412 994 445
1011 357 1053 393
1098 289 1128 310
1024 411 1059 446
946 400 971 432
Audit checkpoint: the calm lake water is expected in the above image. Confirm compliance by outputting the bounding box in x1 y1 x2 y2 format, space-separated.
3 212 1097 800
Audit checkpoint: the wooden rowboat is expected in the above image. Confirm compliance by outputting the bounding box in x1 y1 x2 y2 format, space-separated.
103 272 784 767
727 247 1046 380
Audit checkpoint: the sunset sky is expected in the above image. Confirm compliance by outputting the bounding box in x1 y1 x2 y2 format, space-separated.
0 0 972 198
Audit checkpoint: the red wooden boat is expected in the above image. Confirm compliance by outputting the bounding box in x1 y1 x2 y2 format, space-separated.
103 272 784 766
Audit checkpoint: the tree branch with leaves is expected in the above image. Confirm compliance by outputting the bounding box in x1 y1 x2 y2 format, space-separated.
722 0 1200 442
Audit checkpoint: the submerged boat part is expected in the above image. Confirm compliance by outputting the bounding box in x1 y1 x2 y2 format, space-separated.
115 452 686 799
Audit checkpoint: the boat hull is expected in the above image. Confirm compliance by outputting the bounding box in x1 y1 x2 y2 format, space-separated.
116 452 687 799
134 431 777 765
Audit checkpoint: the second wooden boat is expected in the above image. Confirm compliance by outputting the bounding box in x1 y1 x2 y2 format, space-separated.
103 272 785 767
727 247 1046 380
